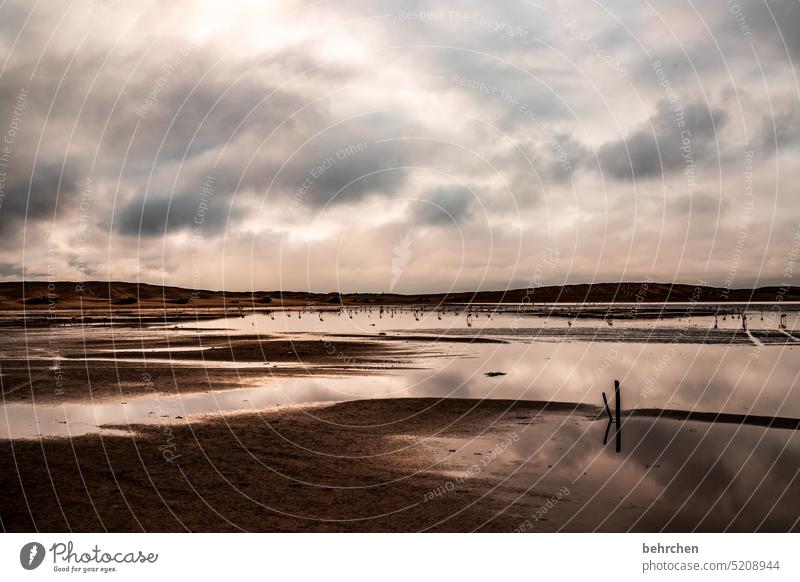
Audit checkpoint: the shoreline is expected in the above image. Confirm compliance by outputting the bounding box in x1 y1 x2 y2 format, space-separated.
2 397 798 532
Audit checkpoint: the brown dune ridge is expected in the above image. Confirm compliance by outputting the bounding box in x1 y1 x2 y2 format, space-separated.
2 280 798 310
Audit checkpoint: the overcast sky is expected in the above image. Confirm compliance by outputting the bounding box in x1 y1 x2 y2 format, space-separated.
0 0 798 293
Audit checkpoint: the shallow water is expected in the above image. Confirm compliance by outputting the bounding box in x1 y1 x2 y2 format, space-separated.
183 303 800 336
187 306 800 414
425 414 800 531
0 375 397 438
1 305 799 439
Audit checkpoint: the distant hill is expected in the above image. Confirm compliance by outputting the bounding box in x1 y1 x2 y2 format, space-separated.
428 282 800 304
0 280 797 310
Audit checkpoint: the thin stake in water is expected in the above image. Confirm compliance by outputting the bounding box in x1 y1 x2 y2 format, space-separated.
602 380 622 453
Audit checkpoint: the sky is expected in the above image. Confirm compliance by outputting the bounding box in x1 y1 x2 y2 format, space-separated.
0 0 798 294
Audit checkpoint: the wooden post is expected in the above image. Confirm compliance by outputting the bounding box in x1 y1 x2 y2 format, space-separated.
614 379 621 453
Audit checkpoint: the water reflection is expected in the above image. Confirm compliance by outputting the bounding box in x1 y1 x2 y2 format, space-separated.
563 418 800 532
0 375 403 439
180 305 800 337
1 307 799 438
428 415 800 531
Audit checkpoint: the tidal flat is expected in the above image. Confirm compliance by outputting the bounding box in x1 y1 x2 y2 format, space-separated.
1 304 798 531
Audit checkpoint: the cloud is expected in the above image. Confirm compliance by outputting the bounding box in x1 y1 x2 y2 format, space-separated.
667 190 728 218
597 99 728 182
759 104 800 152
267 116 416 210
115 189 235 236
0 0 797 290
747 0 800 60
0 162 82 235
0 261 22 277
413 185 474 225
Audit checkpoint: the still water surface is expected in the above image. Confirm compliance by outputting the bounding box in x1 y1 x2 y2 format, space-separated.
1 306 798 439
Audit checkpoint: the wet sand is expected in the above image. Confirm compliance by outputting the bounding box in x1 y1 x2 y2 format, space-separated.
0 332 417 404
2 397 798 532
0 398 592 532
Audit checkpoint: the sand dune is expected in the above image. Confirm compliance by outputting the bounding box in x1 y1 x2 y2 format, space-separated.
2 280 798 310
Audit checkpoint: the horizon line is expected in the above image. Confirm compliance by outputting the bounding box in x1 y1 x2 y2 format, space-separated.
3 279 798 296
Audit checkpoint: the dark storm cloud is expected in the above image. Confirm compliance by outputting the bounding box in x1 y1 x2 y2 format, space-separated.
157 110 424 224
413 185 473 225
116 189 236 236
0 35 341 181
0 162 82 235
0 262 22 277
747 0 800 60
275 125 415 208
596 99 728 182
0 28 393 238
119 48 333 165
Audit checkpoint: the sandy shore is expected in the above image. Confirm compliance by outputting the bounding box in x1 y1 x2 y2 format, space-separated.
0 332 418 404
6 398 800 532
0 398 603 532
3 395 797 532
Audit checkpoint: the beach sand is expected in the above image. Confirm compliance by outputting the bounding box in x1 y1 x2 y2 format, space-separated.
0 333 416 404
0 398 600 532
5 394 797 532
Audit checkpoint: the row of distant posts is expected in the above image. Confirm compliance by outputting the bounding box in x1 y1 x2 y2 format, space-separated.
603 380 622 453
